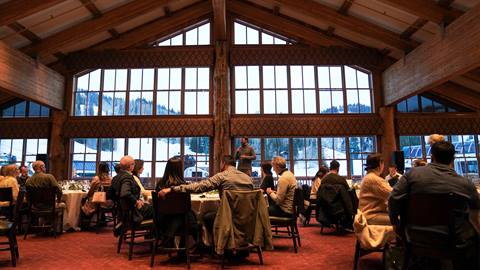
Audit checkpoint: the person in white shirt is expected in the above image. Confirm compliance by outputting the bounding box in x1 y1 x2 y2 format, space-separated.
384 164 402 187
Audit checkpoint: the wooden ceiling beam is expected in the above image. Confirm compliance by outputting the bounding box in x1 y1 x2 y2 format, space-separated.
273 0 417 51
21 0 171 60
0 0 66 27
338 0 354 15
90 1 211 51
212 0 227 41
438 0 455 8
79 0 102 18
400 18 428 40
7 22 42 44
0 42 64 110
383 4 480 105
450 76 480 93
376 0 462 25
228 0 354 48
430 82 480 110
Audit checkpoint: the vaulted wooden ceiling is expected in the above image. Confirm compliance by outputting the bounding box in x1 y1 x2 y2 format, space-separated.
0 0 479 109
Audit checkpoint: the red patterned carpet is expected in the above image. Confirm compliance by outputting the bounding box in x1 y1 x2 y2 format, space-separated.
0 223 383 269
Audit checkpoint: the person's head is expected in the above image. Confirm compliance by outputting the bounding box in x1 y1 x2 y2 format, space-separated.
162 157 184 187
240 136 249 146
329 160 340 173
388 163 398 176
221 155 236 170
4 164 18 177
412 159 427 167
97 162 110 176
32 160 46 173
431 141 455 166
20 165 28 176
119 156 135 172
133 159 144 177
271 156 287 174
428 134 445 146
314 166 329 180
261 161 273 176
365 154 384 174
114 163 121 174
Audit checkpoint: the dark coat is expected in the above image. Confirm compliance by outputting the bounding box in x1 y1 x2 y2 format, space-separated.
316 183 354 228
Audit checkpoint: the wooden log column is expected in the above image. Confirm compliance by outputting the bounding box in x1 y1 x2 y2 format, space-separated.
49 109 68 180
379 106 397 167
213 41 231 173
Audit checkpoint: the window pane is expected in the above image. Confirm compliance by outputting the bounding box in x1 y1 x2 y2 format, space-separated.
319 91 332 113
304 90 316 113
171 34 182 45
397 101 407 112
156 92 169 115
262 33 273 44
142 69 154 90
114 92 126 115
26 139 38 155
303 66 315 88
262 66 275 88
185 68 197 89
290 66 303 88
116 69 127 90
359 90 371 113
248 66 260 88
87 92 98 116
235 66 247 89
330 67 343 88
14 102 26 117
157 68 169 90
248 90 260 114
198 23 210 45
142 91 153 115
38 139 48 153
185 28 198 45
347 89 359 113
170 91 181 115
128 138 140 157
184 92 196 114
198 68 209 89
140 138 153 161
275 66 287 88
235 91 247 114
292 90 304 113
170 68 182 89
129 92 141 115
357 70 369 88
102 92 114 116
197 91 209 114
103 70 115 90
77 73 89 91
234 22 246 44
246 27 259 44
331 91 344 113
421 96 434 112
318 67 330 88
264 90 275 114
345 66 357 88
276 90 289 114
406 96 419 112
89 69 101 90
130 69 142 90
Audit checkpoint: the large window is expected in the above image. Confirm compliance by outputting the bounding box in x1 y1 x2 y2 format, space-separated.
155 21 210 46
233 136 376 180
399 135 479 177
1 100 50 118
234 65 373 114
234 21 291 45
0 139 48 171
396 95 466 113
74 68 210 116
69 137 210 188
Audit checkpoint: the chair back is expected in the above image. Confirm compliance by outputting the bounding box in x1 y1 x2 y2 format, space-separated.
293 188 304 218
316 184 354 227
0 187 14 219
401 192 467 257
25 186 57 211
12 190 25 225
152 191 191 216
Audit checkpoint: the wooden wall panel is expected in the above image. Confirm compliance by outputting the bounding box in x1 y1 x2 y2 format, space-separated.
230 46 384 69
63 117 214 138
396 113 480 135
64 47 214 73
0 119 51 138
231 115 384 137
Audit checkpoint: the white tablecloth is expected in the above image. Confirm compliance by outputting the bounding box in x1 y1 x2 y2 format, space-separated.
61 190 87 231
190 194 220 246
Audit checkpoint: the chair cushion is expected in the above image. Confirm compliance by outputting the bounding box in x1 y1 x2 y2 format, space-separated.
269 216 294 223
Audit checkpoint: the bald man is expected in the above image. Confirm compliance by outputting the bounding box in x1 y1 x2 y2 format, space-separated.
25 160 62 202
108 155 135 203
428 134 445 146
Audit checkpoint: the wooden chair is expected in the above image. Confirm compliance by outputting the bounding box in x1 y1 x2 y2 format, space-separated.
0 191 25 267
353 239 386 270
116 198 154 260
91 185 115 234
24 187 63 239
150 191 193 268
269 188 302 253
400 192 474 269
0 187 14 220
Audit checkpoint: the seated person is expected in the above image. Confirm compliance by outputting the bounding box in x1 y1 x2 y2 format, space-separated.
321 160 350 191
158 155 253 235
385 163 402 187
25 160 65 209
0 164 20 207
310 166 329 201
81 162 112 217
265 156 297 218
155 157 197 242
16 165 29 188
259 161 274 192
133 159 152 201
117 156 153 223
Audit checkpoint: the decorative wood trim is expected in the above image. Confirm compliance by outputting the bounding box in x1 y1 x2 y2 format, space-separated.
64 47 214 73
63 117 214 138
0 119 51 138
396 113 480 135
231 115 383 136
230 45 384 68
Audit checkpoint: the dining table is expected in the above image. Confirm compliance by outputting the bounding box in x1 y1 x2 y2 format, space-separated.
61 190 88 231
190 193 221 246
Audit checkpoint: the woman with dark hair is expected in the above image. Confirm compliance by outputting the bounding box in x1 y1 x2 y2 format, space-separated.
132 159 151 201
260 161 274 192
81 162 112 216
155 157 185 191
155 157 197 245
309 166 329 200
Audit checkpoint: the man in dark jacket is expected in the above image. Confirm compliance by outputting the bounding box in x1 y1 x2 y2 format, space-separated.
321 160 350 191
